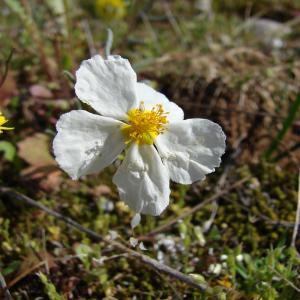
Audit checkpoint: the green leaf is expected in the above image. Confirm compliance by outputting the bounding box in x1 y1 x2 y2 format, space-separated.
0 141 16 161
2 260 20 276
38 272 66 300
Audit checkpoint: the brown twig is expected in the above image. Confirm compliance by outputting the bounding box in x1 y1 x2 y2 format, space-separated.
139 177 249 238
19 0 56 80
0 187 207 292
153 268 183 300
270 266 300 293
0 270 13 300
0 49 13 88
81 20 97 56
223 195 299 229
163 1 183 38
8 261 45 289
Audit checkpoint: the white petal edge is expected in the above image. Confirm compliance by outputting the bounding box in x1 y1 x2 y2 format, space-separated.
75 55 138 120
135 82 184 123
131 213 141 229
53 110 125 179
155 119 226 184
113 144 170 216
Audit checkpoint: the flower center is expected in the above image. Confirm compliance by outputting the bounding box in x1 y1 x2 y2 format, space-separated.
121 102 169 145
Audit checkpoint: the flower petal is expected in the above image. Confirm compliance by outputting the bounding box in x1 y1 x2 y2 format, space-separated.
75 55 138 120
131 213 141 229
155 119 226 184
136 82 184 123
113 144 170 216
53 110 125 179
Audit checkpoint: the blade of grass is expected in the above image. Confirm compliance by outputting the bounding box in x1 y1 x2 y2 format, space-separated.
264 93 300 160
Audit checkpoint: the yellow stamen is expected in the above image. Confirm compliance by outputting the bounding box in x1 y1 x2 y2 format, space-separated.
0 112 14 134
121 102 169 145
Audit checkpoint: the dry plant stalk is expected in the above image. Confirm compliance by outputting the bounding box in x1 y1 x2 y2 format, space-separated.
291 172 300 249
0 270 13 300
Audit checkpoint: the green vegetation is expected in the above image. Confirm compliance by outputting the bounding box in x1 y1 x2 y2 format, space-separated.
0 0 299 299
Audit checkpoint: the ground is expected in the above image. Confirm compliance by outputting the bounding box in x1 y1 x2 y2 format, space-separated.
0 0 300 299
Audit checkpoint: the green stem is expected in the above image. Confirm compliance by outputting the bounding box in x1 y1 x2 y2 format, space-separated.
264 93 300 160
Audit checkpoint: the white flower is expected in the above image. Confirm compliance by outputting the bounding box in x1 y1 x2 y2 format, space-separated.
53 55 226 216
208 263 222 275
220 254 228 261
236 254 244 262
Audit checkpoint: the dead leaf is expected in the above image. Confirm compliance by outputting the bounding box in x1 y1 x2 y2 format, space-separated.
8 250 56 288
39 170 62 191
18 133 55 167
18 133 62 191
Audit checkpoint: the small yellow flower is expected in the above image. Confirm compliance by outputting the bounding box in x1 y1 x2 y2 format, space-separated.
0 112 13 134
217 275 232 289
95 0 126 22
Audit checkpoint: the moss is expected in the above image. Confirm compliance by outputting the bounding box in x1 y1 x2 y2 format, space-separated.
1 0 299 297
